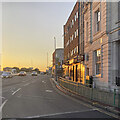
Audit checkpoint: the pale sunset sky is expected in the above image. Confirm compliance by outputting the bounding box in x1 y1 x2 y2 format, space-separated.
2 2 75 71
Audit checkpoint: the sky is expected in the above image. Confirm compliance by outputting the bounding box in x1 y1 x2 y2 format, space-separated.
2 2 75 71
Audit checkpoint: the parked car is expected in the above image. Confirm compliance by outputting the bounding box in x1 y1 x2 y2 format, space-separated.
1 72 12 78
40 72 44 75
18 71 26 76
31 71 37 76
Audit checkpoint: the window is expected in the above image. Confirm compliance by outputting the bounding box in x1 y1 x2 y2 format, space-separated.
66 40 69 47
95 49 101 75
71 50 73 56
72 19 74 26
75 31 76 38
86 22 88 42
74 14 76 21
71 20 72 28
67 25 70 33
86 68 89 76
70 36 72 42
72 35 74 40
95 10 101 32
74 47 77 54
76 29 78 36
76 11 78 19
68 53 69 58
76 46 78 53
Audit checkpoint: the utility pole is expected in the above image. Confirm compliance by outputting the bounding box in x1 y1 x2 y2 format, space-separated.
47 52 48 68
54 37 57 81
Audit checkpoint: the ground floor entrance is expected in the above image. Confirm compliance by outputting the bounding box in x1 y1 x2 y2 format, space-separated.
63 63 85 84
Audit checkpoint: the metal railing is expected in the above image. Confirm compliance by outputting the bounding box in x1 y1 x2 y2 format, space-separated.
57 77 120 108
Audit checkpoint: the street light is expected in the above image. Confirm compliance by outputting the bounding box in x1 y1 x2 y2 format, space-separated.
54 37 57 81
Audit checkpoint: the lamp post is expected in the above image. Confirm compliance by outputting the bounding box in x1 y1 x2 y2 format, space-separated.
54 37 57 81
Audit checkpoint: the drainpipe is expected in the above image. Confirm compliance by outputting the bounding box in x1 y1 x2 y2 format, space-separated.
90 2 93 44
78 2 81 83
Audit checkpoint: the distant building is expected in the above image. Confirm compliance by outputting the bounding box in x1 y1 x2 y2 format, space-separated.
52 48 64 78
3 67 12 72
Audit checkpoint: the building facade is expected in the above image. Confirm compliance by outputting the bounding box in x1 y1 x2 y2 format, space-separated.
63 1 120 91
84 2 120 91
63 2 85 84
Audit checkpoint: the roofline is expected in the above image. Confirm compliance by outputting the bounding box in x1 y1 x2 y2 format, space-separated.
64 1 78 26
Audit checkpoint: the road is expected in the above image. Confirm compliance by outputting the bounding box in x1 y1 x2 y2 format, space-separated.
1 74 119 119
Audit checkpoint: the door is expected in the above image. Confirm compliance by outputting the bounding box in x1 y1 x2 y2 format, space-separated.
76 65 78 82
73 66 74 81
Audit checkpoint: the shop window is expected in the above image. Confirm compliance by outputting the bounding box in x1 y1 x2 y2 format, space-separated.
86 67 89 76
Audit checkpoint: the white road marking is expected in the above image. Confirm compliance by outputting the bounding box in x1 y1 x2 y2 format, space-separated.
25 109 98 118
42 81 46 83
0 100 8 112
45 90 53 92
12 88 21 95
23 83 30 86
0 96 5 99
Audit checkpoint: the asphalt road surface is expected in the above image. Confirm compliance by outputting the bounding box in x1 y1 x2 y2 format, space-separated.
1 74 119 119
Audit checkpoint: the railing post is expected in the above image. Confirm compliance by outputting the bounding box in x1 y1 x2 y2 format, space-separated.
91 85 93 100
113 89 116 107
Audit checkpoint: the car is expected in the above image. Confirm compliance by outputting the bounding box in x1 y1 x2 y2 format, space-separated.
18 71 26 76
1 72 12 78
40 72 44 75
31 71 37 76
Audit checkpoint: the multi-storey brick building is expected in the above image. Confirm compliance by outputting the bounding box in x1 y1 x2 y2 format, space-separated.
63 1 120 91
63 2 85 84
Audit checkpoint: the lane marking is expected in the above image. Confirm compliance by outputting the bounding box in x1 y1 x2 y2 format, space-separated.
0 96 5 99
0 100 8 112
42 81 46 83
12 88 21 95
23 83 30 86
45 90 53 92
25 109 97 118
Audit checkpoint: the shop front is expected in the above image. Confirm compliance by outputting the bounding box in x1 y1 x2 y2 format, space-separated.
67 56 85 84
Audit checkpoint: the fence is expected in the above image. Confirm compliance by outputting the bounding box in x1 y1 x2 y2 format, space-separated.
57 77 120 108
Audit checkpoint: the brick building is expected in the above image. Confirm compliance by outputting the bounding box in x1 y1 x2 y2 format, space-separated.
63 2 85 84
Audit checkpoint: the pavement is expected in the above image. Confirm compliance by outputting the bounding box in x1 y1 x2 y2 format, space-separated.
52 77 120 119
1 74 119 119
